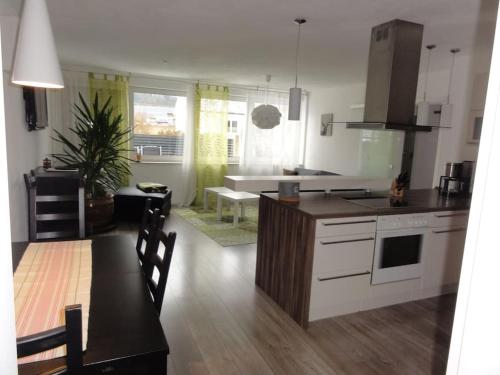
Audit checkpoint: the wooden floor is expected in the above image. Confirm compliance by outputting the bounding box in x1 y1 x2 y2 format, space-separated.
113 213 456 375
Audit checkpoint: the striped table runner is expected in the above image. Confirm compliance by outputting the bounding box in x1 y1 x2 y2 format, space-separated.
14 240 92 364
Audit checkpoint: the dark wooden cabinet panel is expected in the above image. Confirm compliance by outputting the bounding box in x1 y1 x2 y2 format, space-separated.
256 195 316 328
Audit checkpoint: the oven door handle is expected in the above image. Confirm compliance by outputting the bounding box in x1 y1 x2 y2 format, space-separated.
320 237 375 245
432 227 466 234
321 220 377 226
317 271 371 282
434 213 468 218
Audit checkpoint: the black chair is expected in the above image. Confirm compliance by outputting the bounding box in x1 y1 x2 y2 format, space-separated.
17 304 83 374
136 199 156 263
142 214 176 313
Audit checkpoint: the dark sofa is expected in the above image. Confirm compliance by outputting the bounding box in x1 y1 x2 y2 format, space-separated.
114 187 172 222
283 167 340 176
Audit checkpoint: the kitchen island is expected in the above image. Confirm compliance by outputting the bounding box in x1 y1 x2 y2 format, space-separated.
256 189 470 328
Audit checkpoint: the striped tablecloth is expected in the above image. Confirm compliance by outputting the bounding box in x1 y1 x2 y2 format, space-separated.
14 240 92 364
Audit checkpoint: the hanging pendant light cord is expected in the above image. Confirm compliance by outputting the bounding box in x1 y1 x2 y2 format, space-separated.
423 45 436 102
447 48 460 104
293 18 306 88
265 74 271 104
294 24 301 87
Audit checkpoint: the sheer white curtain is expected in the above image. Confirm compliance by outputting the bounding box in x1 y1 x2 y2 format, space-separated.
180 83 196 206
241 90 307 175
46 70 89 154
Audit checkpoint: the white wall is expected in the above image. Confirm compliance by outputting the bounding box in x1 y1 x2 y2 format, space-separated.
447 3 500 371
415 54 475 186
0 24 19 375
1 16 51 241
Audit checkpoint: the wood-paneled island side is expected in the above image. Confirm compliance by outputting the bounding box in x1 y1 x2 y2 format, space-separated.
256 195 316 328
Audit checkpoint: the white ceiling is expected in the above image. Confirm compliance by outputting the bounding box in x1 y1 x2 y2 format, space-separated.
19 0 500 88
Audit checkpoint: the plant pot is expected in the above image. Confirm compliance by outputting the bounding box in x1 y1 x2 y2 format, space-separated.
85 195 115 235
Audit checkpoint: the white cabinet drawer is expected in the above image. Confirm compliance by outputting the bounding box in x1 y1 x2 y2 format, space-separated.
429 210 468 228
315 216 377 238
313 234 375 277
309 273 370 321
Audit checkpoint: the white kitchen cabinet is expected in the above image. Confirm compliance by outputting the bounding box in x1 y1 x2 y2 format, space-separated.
308 210 468 322
362 278 421 311
315 216 377 238
429 210 469 228
309 273 371 321
313 234 375 278
309 218 376 321
420 224 467 299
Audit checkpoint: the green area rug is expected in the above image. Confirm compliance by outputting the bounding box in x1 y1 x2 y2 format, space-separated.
172 206 258 247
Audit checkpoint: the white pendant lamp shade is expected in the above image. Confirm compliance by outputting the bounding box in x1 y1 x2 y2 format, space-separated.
288 87 302 121
11 0 64 88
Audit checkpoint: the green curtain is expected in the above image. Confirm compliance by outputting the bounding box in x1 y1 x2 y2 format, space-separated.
88 73 130 187
194 84 229 205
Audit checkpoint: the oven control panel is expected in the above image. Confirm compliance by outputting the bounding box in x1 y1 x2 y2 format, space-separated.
377 214 429 231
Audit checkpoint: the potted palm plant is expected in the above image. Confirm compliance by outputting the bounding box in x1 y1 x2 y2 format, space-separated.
52 93 131 233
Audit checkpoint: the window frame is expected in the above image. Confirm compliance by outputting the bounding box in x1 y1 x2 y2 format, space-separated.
226 95 248 165
129 86 187 163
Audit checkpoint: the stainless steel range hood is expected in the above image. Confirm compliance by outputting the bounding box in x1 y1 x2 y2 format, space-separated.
347 19 431 132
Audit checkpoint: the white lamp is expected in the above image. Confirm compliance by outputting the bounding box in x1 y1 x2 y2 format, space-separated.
440 48 461 128
416 45 435 126
11 0 64 89
288 18 306 121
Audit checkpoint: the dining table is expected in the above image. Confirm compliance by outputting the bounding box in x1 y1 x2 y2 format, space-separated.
12 235 169 374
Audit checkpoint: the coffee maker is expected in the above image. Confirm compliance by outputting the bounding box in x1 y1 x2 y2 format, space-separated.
460 160 474 194
439 161 474 196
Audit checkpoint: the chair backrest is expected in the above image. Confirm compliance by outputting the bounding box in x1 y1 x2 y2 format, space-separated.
142 215 176 313
136 198 154 262
17 304 83 373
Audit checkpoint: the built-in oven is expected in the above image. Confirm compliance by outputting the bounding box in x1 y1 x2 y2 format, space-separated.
371 214 429 285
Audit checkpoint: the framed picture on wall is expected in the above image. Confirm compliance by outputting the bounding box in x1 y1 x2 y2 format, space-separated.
320 113 334 136
468 110 483 144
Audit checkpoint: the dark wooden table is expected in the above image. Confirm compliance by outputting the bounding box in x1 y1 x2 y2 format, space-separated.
12 235 169 374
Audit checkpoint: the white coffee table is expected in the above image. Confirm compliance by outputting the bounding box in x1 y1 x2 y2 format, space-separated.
216 191 260 225
203 186 233 211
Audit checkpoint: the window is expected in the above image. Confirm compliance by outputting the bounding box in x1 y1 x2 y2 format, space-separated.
227 99 247 163
132 90 187 162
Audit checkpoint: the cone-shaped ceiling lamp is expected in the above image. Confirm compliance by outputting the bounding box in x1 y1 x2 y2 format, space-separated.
11 0 64 88
288 18 306 121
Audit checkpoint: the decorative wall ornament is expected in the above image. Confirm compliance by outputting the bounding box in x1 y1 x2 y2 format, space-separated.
320 113 333 136
252 104 281 129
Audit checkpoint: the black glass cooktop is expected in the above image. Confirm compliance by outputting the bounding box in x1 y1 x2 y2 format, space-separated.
346 198 414 209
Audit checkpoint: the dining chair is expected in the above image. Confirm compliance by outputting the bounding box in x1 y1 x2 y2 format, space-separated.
136 198 155 263
142 214 177 313
17 304 83 374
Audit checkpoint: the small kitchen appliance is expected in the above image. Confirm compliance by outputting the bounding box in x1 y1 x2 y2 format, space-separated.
460 160 475 194
439 161 473 196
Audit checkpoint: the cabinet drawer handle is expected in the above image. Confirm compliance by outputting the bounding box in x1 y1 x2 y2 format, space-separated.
318 271 371 282
434 213 467 218
322 220 376 226
320 237 375 245
432 227 466 234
